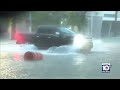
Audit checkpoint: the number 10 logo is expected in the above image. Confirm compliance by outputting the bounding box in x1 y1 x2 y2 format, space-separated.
102 63 111 73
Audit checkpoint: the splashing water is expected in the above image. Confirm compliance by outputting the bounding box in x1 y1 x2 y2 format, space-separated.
92 39 110 52
1 39 110 57
46 45 79 55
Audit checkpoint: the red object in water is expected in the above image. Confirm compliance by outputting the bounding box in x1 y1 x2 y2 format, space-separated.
24 51 43 60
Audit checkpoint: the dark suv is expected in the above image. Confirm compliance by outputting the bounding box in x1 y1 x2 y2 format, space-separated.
15 25 93 51
33 26 75 48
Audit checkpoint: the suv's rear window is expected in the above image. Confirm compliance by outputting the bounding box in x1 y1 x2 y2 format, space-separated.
60 28 75 34
36 27 58 34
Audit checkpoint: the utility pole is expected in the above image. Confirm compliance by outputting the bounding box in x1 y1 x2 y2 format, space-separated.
90 16 93 37
115 11 118 21
29 11 32 33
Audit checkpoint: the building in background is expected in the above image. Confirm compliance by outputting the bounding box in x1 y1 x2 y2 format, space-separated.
86 11 120 38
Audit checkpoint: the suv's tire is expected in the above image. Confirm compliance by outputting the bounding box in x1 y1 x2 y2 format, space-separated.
34 43 50 49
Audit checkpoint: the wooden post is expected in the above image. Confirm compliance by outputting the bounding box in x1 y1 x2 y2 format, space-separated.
115 11 118 21
8 18 13 40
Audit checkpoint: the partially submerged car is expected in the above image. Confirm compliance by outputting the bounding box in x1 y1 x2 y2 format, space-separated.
15 25 93 52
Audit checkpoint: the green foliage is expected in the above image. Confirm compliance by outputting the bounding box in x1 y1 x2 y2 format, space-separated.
10 11 87 32
31 11 87 31
65 11 87 29
31 11 62 30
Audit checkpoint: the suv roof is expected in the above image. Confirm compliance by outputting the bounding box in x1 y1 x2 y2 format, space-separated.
36 25 75 35
37 25 64 29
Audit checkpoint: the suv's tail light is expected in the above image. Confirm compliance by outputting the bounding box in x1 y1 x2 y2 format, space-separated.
14 31 25 44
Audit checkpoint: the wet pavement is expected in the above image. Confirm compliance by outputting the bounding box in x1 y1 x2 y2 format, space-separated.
0 39 120 79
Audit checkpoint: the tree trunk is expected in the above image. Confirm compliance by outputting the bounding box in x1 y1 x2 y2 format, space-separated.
11 19 16 40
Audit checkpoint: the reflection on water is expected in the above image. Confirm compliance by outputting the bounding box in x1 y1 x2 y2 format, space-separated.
73 55 85 65
13 52 23 61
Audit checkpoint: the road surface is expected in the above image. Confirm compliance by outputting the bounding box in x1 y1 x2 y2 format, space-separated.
0 39 120 79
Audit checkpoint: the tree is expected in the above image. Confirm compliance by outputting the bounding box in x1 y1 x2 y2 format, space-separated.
62 11 87 31
31 11 62 28
30 11 87 32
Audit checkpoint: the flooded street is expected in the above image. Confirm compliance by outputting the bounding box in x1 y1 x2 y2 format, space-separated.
1 11 120 79
0 39 120 79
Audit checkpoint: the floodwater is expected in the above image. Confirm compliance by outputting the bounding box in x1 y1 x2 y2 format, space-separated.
0 39 120 79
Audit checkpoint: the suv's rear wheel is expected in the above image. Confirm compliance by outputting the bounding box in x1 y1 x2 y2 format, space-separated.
34 43 50 49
